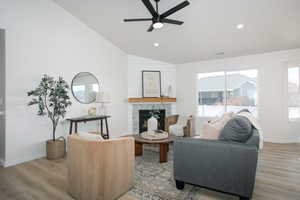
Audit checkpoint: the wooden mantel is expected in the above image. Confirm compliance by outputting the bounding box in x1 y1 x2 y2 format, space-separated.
128 97 176 103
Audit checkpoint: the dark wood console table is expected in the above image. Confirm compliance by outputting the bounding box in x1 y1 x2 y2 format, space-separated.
67 115 111 139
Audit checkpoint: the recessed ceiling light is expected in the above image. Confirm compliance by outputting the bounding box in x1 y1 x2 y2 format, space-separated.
154 42 159 47
237 24 244 29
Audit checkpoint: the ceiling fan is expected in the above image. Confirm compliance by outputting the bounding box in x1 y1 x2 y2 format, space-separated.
124 0 190 32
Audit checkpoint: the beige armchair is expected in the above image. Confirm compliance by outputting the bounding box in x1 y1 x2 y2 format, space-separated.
67 135 135 200
165 115 193 137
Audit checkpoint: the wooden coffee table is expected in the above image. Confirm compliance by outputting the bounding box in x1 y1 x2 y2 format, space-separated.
129 134 177 163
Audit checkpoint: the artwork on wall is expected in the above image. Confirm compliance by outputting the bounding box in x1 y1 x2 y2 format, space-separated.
142 71 161 98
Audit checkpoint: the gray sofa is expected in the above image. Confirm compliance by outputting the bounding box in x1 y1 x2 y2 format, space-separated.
173 128 259 200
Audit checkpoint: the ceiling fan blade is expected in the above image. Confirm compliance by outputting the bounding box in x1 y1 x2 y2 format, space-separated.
142 0 158 17
161 18 184 25
147 24 154 32
160 1 190 19
124 18 152 22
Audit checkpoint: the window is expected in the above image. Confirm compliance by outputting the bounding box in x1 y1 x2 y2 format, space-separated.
288 67 300 120
198 72 225 117
198 69 258 117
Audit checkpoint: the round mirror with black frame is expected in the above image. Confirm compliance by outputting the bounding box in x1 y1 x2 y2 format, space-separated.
71 72 100 104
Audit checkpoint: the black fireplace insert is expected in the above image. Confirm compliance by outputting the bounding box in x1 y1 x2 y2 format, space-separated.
139 109 166 133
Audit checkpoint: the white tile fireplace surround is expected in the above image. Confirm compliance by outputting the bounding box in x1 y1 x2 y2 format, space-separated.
128 103 175 133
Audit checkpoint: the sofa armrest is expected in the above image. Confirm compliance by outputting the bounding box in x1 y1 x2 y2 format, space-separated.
174 138 258 197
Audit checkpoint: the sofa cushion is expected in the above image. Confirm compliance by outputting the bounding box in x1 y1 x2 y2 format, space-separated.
219 116 253 143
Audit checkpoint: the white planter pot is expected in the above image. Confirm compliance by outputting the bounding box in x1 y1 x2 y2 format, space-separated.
147 116 158 131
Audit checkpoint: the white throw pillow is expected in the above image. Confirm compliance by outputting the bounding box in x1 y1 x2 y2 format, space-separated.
199 112 235 140
169 124 185 137
77 132 104 141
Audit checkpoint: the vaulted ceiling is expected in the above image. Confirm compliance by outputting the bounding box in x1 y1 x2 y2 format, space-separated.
53 0 300 64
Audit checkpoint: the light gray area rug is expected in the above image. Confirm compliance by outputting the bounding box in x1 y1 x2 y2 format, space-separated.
125 148 237 200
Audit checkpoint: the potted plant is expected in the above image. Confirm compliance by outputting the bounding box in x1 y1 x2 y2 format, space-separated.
27 74 72 160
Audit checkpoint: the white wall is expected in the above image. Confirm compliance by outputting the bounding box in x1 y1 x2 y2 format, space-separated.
128 55 176 98
0 0 128 167
177 49 300 143
127 55 177 132
0 29 5 165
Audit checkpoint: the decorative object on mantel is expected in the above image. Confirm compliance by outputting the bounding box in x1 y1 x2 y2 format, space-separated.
71 72 100 104
167 85 173 97
27 74 72 160
128 97 176 103
142 70 161 98
96 91 111 115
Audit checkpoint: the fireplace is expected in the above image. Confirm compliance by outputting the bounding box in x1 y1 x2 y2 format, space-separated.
139 109 166 133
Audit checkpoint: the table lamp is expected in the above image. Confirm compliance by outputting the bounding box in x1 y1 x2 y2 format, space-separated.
96 92 111 116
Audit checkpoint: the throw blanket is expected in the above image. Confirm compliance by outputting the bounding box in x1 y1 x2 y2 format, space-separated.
238 111 264 149
169 116 189 137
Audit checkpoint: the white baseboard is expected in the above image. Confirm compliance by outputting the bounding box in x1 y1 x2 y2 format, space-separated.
4 153 45 168
0 159 4 167
264 137 300 143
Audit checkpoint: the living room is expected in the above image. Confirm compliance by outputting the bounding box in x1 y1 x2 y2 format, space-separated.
1 0 300 200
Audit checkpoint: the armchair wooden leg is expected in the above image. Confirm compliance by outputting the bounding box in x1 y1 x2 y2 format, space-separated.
175 180 185 190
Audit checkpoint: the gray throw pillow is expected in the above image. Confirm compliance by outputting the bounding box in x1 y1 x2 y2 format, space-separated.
219 116 253 143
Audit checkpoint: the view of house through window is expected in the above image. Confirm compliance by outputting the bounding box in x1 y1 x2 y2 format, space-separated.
288 67 300 120
198 69 258 117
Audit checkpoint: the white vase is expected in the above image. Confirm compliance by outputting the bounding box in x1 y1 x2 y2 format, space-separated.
167 85 173 97
147 116 158 132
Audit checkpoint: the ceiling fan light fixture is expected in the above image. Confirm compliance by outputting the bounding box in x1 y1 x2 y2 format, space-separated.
236 24 244 29
153 22 164 29
124 0 190 32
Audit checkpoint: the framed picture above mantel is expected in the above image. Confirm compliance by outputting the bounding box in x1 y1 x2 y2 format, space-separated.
142 70 161 98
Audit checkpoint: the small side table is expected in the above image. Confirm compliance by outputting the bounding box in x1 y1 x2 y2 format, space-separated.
67 115 111 139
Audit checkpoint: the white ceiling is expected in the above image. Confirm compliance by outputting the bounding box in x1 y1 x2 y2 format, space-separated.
53 0 300 64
